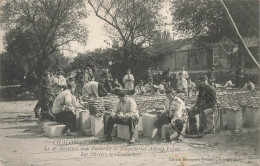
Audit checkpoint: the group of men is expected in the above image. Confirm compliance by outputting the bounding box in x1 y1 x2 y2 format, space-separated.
34 65 258 144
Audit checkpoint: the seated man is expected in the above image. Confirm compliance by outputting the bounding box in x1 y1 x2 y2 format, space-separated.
243 79 255 90
52 82 80 135
98 78 109 97
188 76 217 136
176 73 188 93
154 89 187 142
144 78 158 94
224 80 235 88
111 78 123 95
82 77 99 100
104 90 139 144
135 80 146 95
157 80 166 94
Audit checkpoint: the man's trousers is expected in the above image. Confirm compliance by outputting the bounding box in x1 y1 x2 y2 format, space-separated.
106 116 139 139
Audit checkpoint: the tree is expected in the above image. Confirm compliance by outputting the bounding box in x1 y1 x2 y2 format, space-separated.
170 0 259 67
88 0 163 68
0 0 88 76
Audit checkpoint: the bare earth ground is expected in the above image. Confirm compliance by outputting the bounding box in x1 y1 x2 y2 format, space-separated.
0 100 259 166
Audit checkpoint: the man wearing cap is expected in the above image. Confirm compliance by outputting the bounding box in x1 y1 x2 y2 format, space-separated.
154 89 187 142
82 77 99 100
101 67 113 93
144 78 158 94
135 80 146 95
123 69 135 95
52 82 81 135
188 76 216 136
104 90 139 143
50 68 67 96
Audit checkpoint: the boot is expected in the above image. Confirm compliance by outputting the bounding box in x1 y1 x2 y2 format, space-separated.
165 131 171 142
129 134 135 144
103 135 112 142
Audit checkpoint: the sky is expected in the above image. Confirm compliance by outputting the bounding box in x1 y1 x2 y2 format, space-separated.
0 1 172 58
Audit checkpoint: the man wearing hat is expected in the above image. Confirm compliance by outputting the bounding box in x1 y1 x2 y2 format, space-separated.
188 76 216 136
104 90 139 144
123 69 135 95
135 80 146 95
154 89 187 142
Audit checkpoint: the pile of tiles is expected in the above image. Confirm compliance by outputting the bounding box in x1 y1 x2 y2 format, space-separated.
87 99 106 117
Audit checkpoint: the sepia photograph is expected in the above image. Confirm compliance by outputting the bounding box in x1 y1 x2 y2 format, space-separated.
0 0 259 165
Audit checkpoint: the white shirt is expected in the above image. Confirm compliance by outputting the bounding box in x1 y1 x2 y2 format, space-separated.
176 70 189 79
243 82 255 90
82 80 99 98
224 80 234 87
188 82 196 91
177 78 188 91
52 89 78 114
123 74 134 90
157 84 165 93
111 98 139 118
164 96 186 120
135 84 146 94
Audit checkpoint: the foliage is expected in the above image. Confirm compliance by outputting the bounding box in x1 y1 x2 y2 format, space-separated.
88 0 163 63
171 0 259 43
0 0 88 77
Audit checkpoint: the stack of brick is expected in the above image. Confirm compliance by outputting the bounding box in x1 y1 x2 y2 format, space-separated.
88 99 106 117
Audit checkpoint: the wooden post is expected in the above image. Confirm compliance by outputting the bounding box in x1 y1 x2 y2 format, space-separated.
219 0 260 69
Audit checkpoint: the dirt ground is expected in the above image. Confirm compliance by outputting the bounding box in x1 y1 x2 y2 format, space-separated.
0 100 259 166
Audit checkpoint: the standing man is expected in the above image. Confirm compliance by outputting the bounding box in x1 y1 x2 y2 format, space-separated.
104 90 139 144
208 67 216 86
52 82 80 135
123 69 135 95
83 67 90 85
188 76 217 136
176 65 189 80
34 71 55 121
101 67 113 93
176 73 188 93
145 67 153 83
82 77 99 100
154 89 186 142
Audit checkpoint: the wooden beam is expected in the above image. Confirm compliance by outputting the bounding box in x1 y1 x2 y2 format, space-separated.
219 0 260 69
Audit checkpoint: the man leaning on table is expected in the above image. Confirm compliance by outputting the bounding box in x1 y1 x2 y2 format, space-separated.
104 90 139 144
